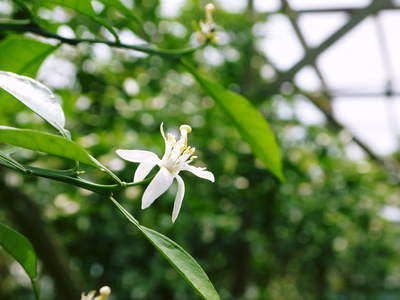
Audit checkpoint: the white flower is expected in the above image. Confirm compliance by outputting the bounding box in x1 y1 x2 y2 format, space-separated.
81 286 111 300
197 3 219 43
116 123 215 222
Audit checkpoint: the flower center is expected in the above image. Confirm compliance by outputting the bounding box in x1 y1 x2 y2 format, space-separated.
161 124 196 174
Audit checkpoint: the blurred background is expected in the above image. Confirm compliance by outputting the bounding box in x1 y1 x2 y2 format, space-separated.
1 0 400 299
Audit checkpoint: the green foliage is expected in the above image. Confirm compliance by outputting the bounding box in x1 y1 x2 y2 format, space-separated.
0 35 57 77
40 0 120 41
110 197 220 300
0 71 68 137
0 1 399 300
0 126 102 168
140 226 220 300
0 223 39 299
183 61 283 180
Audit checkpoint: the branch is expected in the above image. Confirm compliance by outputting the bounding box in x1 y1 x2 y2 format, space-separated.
280 0 330 95
292 2 399 14
270 0 392 92
0 159 151 195
0 20 200 58
296 88 400 185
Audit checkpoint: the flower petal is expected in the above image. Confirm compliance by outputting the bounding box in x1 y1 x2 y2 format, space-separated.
81 291 96 300
116 149 159 163
172 175 185 223
142 167 174 209
134 162 156 183
184 165 215 182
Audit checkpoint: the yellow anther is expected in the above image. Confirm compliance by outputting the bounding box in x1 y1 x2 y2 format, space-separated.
179 144 186 153
180 124 192 134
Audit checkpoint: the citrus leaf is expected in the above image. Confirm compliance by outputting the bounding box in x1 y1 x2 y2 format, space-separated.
0 222 40 299
109 197 220 300
140 226 220 300
98 0 141 24
0 126 102 168
0 35 57 77
46 0 119 42
97 0 146 39
183 61 284 181
0 71 68 137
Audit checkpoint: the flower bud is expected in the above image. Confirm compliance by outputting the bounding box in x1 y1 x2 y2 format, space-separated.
100 286 111 296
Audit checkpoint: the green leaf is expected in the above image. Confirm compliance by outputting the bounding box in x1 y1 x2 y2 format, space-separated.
0 126 102 168
0 71 68 137
140 226 220 300
0 223 40 299
45 0 119 42
183 61 284 181
97 0 146 39
97 0 140 23
0 35 57 77
109 197 220 300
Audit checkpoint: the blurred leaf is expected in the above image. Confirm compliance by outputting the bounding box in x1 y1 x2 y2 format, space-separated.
44 0 120 42
0 35 57 77
0 71 68 137
98 0 140 24
97 0 147 39
0 223 40 299
183 61 284 181
110 197 220 300
0 126 104 169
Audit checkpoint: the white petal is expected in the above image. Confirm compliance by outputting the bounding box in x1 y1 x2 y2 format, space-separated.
160 122 166 141
142 168 174 209
116 149 159 163
81 291 95 300
184 165 215 182
134 163 156 183
172 175 185 223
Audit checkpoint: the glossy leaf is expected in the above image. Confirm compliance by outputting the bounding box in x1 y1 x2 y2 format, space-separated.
0 223 40 299
183 61 284 180
0 126 102 168
140 226 220 300
0 35 57 77
0 71 68 137
109 197 220 300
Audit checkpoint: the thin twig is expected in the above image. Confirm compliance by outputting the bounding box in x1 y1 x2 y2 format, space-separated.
0 20 200 58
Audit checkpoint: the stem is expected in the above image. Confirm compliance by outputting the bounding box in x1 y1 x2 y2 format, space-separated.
0 21 200 58
32 279 40 300
109 196 139 226
0 159 152 195
101 166 124 186
27 166 120 195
